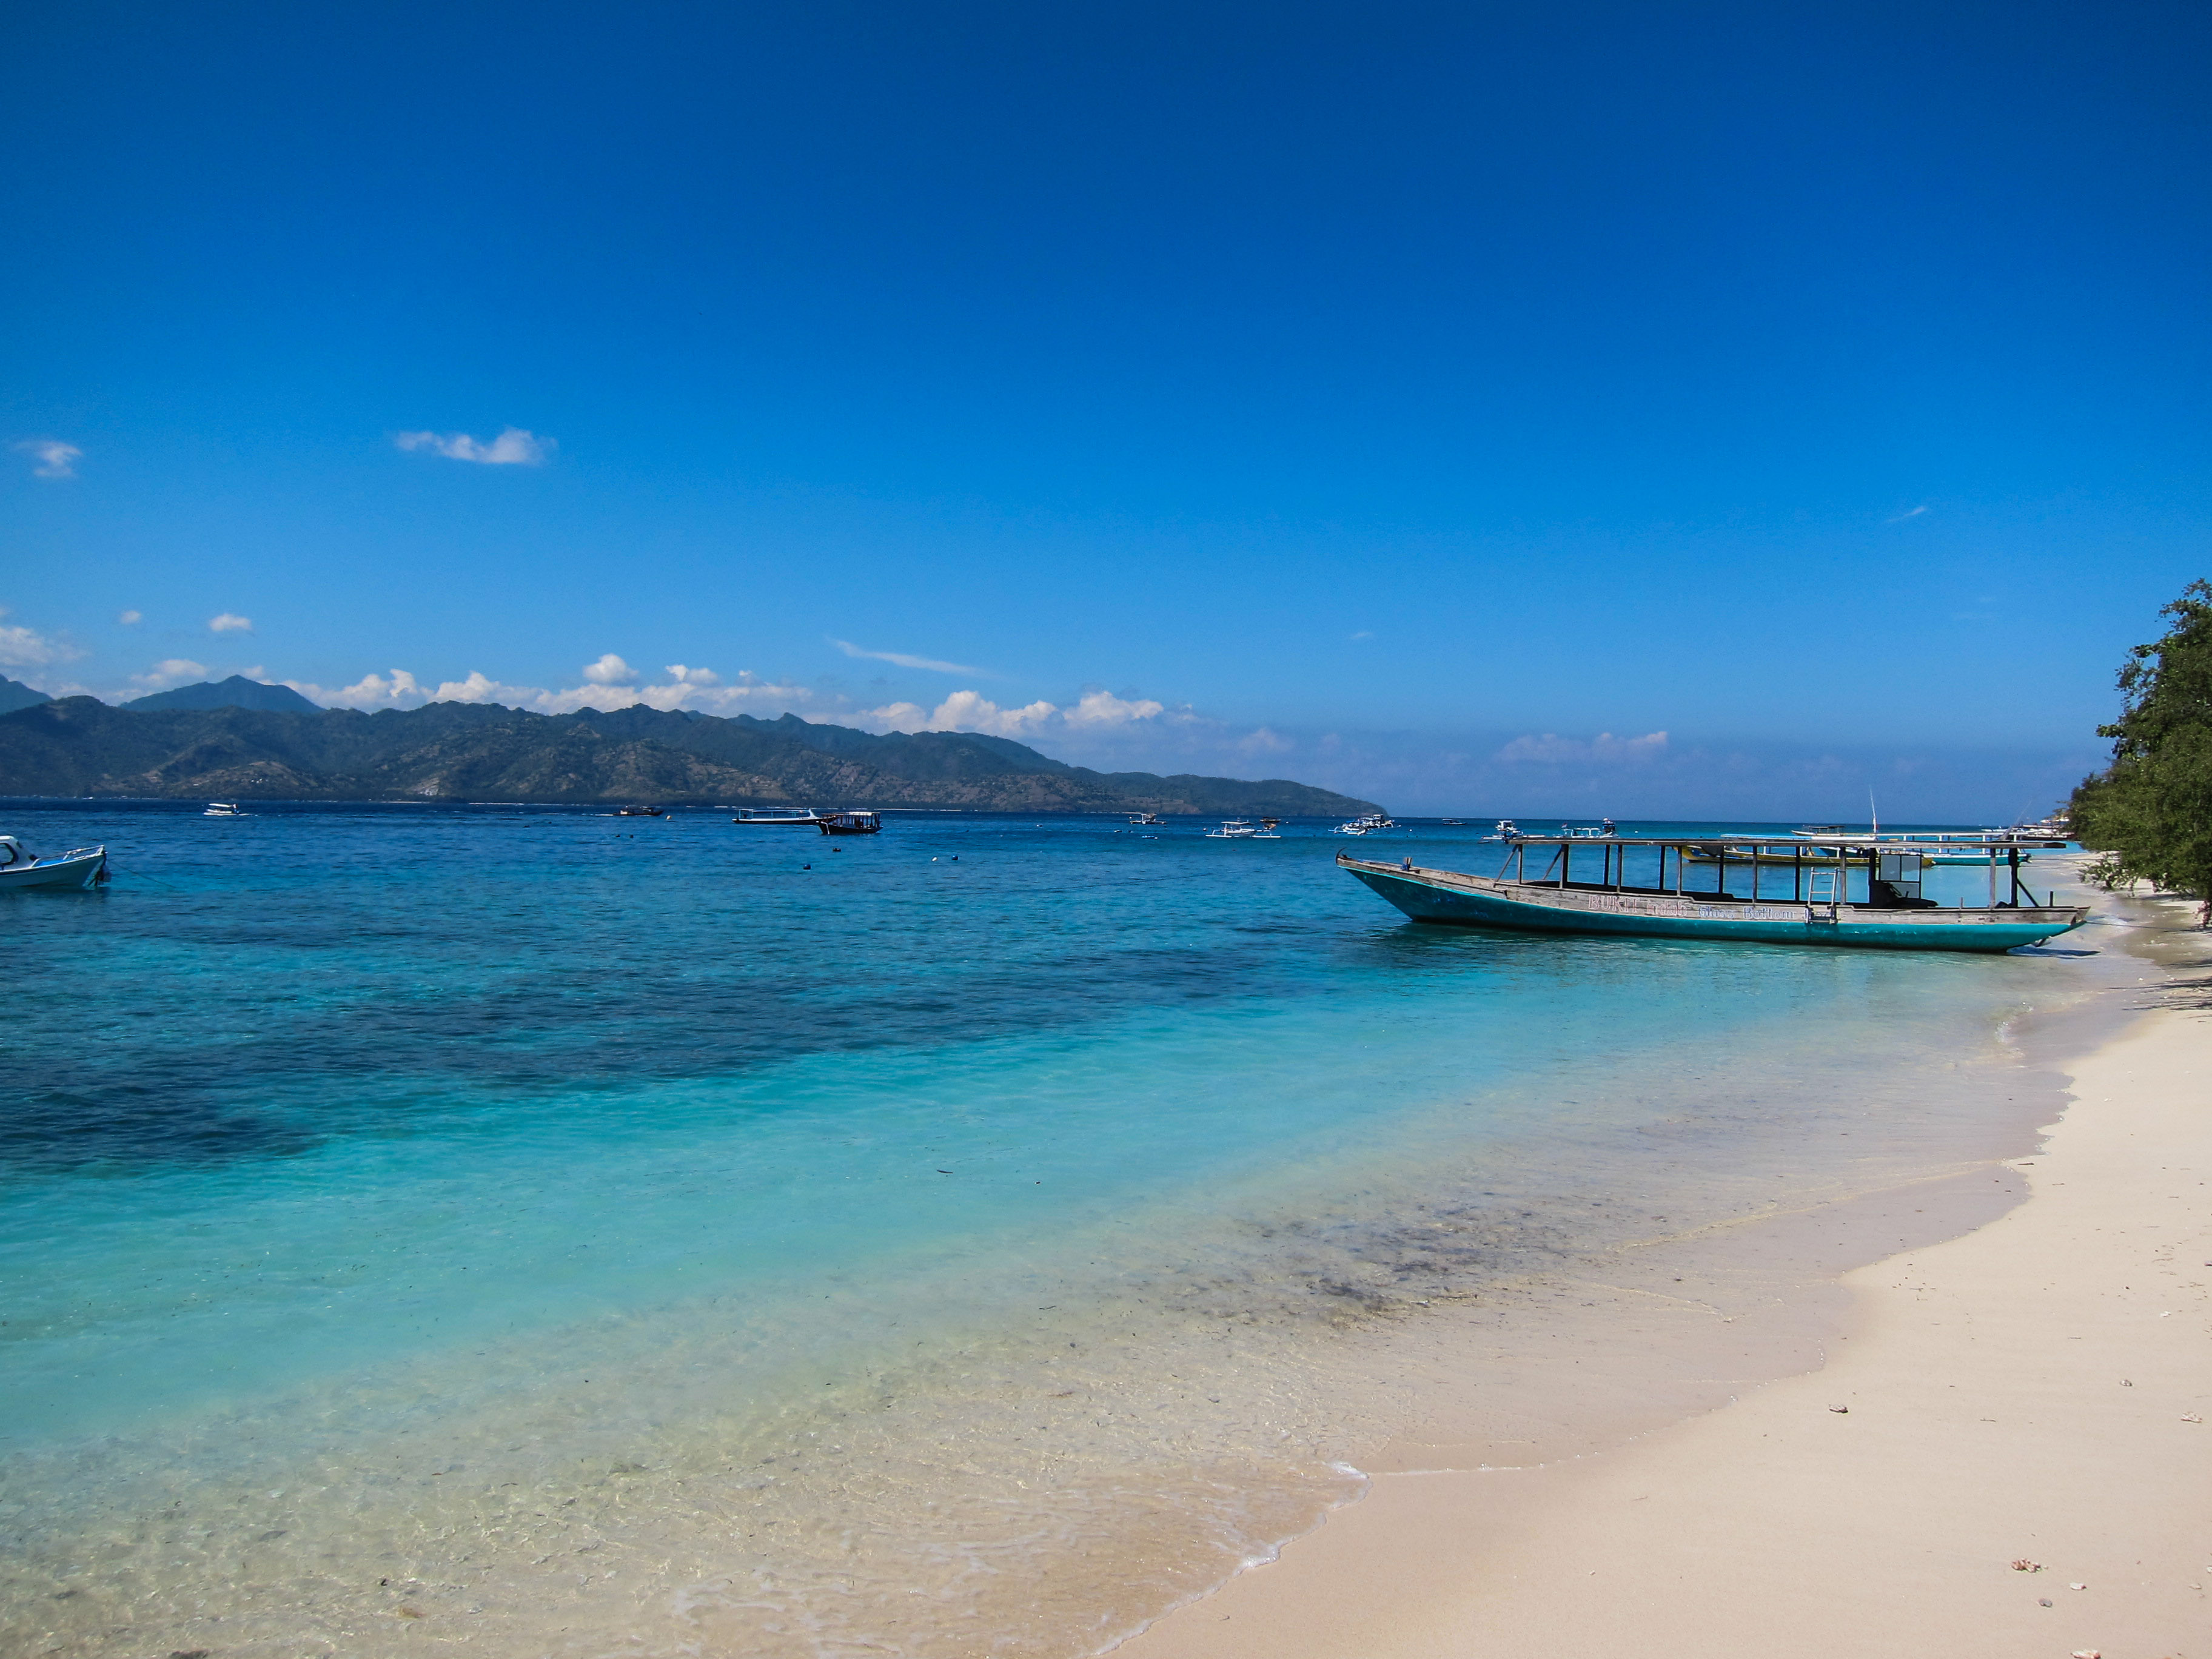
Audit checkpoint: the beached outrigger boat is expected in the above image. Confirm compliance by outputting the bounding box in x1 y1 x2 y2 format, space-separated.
1339 832 2084 952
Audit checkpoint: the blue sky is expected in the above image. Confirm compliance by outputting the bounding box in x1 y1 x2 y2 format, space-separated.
4 1 2208 816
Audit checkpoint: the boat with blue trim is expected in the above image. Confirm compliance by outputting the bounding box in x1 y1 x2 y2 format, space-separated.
1338 831 2084 951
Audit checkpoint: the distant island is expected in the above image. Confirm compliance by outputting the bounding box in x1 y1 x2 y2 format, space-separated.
0 682 1379 816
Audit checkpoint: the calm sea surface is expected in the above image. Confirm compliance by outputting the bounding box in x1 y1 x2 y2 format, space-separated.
0 805 2131 1657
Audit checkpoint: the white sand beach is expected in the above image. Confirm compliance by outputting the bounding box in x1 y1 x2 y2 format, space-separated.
1119 999 2211 1659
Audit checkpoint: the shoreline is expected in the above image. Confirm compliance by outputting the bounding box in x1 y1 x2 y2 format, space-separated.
1113 936 2210 1658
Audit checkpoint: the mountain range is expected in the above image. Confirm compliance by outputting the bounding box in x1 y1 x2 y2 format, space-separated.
0 686 1379 816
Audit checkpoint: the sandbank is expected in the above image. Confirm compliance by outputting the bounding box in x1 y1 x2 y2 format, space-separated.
1117 997 2211 1658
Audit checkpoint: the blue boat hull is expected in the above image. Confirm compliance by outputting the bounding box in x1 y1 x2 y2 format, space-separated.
1344 863 2086 953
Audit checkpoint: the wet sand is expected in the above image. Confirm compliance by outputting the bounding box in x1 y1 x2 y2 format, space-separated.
1118 962 2210 1657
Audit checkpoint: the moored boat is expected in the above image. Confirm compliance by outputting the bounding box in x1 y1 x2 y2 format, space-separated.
816 809 882 836
1339 831 2083 952
614 805 666 817
733 808 825 826
203 801 246 817
0 836 107 891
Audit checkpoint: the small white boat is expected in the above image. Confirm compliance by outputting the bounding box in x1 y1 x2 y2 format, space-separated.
0 836 107 890
203 801 246 817
1333 811 1397 836
1128 811 1162 826
1205 819 1258 839
732 808 824 826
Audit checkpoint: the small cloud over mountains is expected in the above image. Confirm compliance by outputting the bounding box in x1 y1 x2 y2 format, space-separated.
0 609 82 669
16 440 81 478
394 427 553 466
861 687 1168 739
581 653 636 685
132 659 208 689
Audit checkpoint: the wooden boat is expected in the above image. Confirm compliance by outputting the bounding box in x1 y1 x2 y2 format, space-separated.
733 808 824 826
1339 833 2083 952
816 810 882 836
614 805 666 818
0 836 107 891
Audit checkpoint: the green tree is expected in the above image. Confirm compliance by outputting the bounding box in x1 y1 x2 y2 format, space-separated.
2071 578 2212 925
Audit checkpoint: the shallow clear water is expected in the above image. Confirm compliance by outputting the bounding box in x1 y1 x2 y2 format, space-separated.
0 805 2127 1657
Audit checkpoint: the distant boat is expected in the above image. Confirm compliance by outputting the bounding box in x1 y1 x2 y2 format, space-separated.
1339 831 2083 952
203 802 246 817
0 836 107 890
1207 818 1278 839
733 808 825 826
1441 819 1466 826
614 805 666 818
1480 819 1521 841
1128 811 1162 826
816 810 882 836
1333 812 1396 836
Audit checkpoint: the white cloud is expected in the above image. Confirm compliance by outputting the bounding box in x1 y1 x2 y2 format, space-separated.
663 663 720 686
297 670 426 709
1886 504 1929 524
859 689 1055 736
0 609 83 669
1495 730 1669 764
1062 689 1165 726
284 665 819 718
830 638 987 675
209 612 253 634
1349 630 1373 640
394 427 553 466
1238 727 1292 755
16 440 81 479
131 658 208 689
581 652 637 685
118 609 143 625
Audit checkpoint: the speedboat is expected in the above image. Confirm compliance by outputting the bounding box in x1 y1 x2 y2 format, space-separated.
1333 812 1396 836
203 801 246 817
816 809 883 836
0 836 107 891
733 808 825 826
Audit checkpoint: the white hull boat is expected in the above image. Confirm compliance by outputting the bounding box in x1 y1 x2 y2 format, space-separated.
0 837 107 890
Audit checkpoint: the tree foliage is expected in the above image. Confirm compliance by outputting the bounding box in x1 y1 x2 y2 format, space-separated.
2071 578 2212 923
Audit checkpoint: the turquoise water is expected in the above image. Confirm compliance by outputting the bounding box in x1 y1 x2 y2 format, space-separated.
0 806 2121 1658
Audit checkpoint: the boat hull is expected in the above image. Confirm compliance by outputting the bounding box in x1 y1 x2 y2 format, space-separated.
1342 859 2086 952
0 848 107 891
